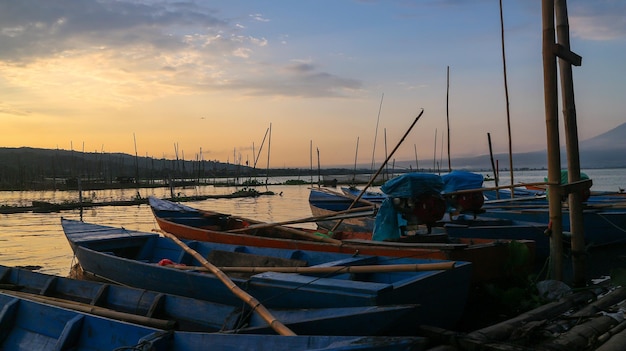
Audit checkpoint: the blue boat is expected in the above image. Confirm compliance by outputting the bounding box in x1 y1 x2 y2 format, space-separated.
0 293 427 350
309 187 378 232
0 264 422 336
475 207 626 248
442 215 551 261
341 186 387 204
61 218 472 329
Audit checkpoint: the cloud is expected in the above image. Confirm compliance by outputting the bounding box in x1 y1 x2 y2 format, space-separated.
0 0 359 101
569 1 626 41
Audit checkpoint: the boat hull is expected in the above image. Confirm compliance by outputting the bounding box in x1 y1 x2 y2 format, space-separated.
62 218 472 329
0 293 427 351
0 264 422 336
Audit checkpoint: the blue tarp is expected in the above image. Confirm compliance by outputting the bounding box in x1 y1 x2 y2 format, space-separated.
442 170 483 193
380 173 444 197
374 173 443 241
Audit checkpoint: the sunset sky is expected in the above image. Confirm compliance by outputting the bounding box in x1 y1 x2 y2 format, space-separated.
1 1 625 168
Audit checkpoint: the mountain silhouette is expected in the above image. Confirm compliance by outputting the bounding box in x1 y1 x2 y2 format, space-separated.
393 122 626 171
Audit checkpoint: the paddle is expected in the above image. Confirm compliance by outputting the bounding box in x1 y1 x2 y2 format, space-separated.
156 229 297 336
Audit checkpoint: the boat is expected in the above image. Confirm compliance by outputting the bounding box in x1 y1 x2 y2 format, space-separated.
441 215 551 261
476 206 626 249
0 292 428 351
341 186 387 204
61 218 472 329
316 171 487 233
149 196 536 283
310 187 378 232
0 264 423 336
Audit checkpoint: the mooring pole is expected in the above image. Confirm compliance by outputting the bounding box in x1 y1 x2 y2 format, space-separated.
542 0 564 280
555 0 589 287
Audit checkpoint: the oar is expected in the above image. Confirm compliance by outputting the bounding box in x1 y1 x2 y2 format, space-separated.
156 229 297 336
162 261 456 274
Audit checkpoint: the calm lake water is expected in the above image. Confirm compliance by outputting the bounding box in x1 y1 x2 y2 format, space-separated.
1 169 624 277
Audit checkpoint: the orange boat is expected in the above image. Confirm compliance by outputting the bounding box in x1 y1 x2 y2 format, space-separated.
149 196 535 283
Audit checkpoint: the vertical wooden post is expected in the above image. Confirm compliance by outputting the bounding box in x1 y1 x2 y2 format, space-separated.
542 0 564 280
555 0 586 286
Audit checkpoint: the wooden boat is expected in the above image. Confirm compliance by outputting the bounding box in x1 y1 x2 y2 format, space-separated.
61 218 472 329
309 187 378 232
149 196 536 283
0 264 422 336
0 293 427 351
341 186 387 203
476 207 626 248
441 215 551 261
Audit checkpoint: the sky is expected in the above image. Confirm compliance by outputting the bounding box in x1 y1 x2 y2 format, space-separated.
1 1 625 169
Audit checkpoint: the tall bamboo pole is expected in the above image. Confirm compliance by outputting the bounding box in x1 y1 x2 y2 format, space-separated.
542 0 564 280
352 137 360 184
499 0 515 198
330 109 425 232
265 123 272 185
370 93 384 172
446 66 451 172
555 0 586 286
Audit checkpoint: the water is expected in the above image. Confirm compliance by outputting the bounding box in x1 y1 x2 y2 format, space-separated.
0 169 624 276
0 184 316 276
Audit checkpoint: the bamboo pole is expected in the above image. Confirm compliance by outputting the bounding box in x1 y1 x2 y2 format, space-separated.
541 315 618 350
157 229 297 336
331 109 425 232
487 133 500 199
542 0 564 281
162 261 456 274
226 205 375 234
444 181 554 197
555 0 586 287
370 93 385 172
446 66 451 172
0 289 176 330
466 289 596 342
499 0 515 198
597 320 626 350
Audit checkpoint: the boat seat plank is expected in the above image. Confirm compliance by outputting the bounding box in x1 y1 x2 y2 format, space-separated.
40 276 56 296
249 272 393 294
146 293 165 319
56 315 84 350
0 297 19 331
92 284 109 306
0 267 11 283
308 256 377 268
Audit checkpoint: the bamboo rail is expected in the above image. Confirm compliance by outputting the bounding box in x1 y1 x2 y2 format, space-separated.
0 289 176 330
226 205 375 235
161 261 456 274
